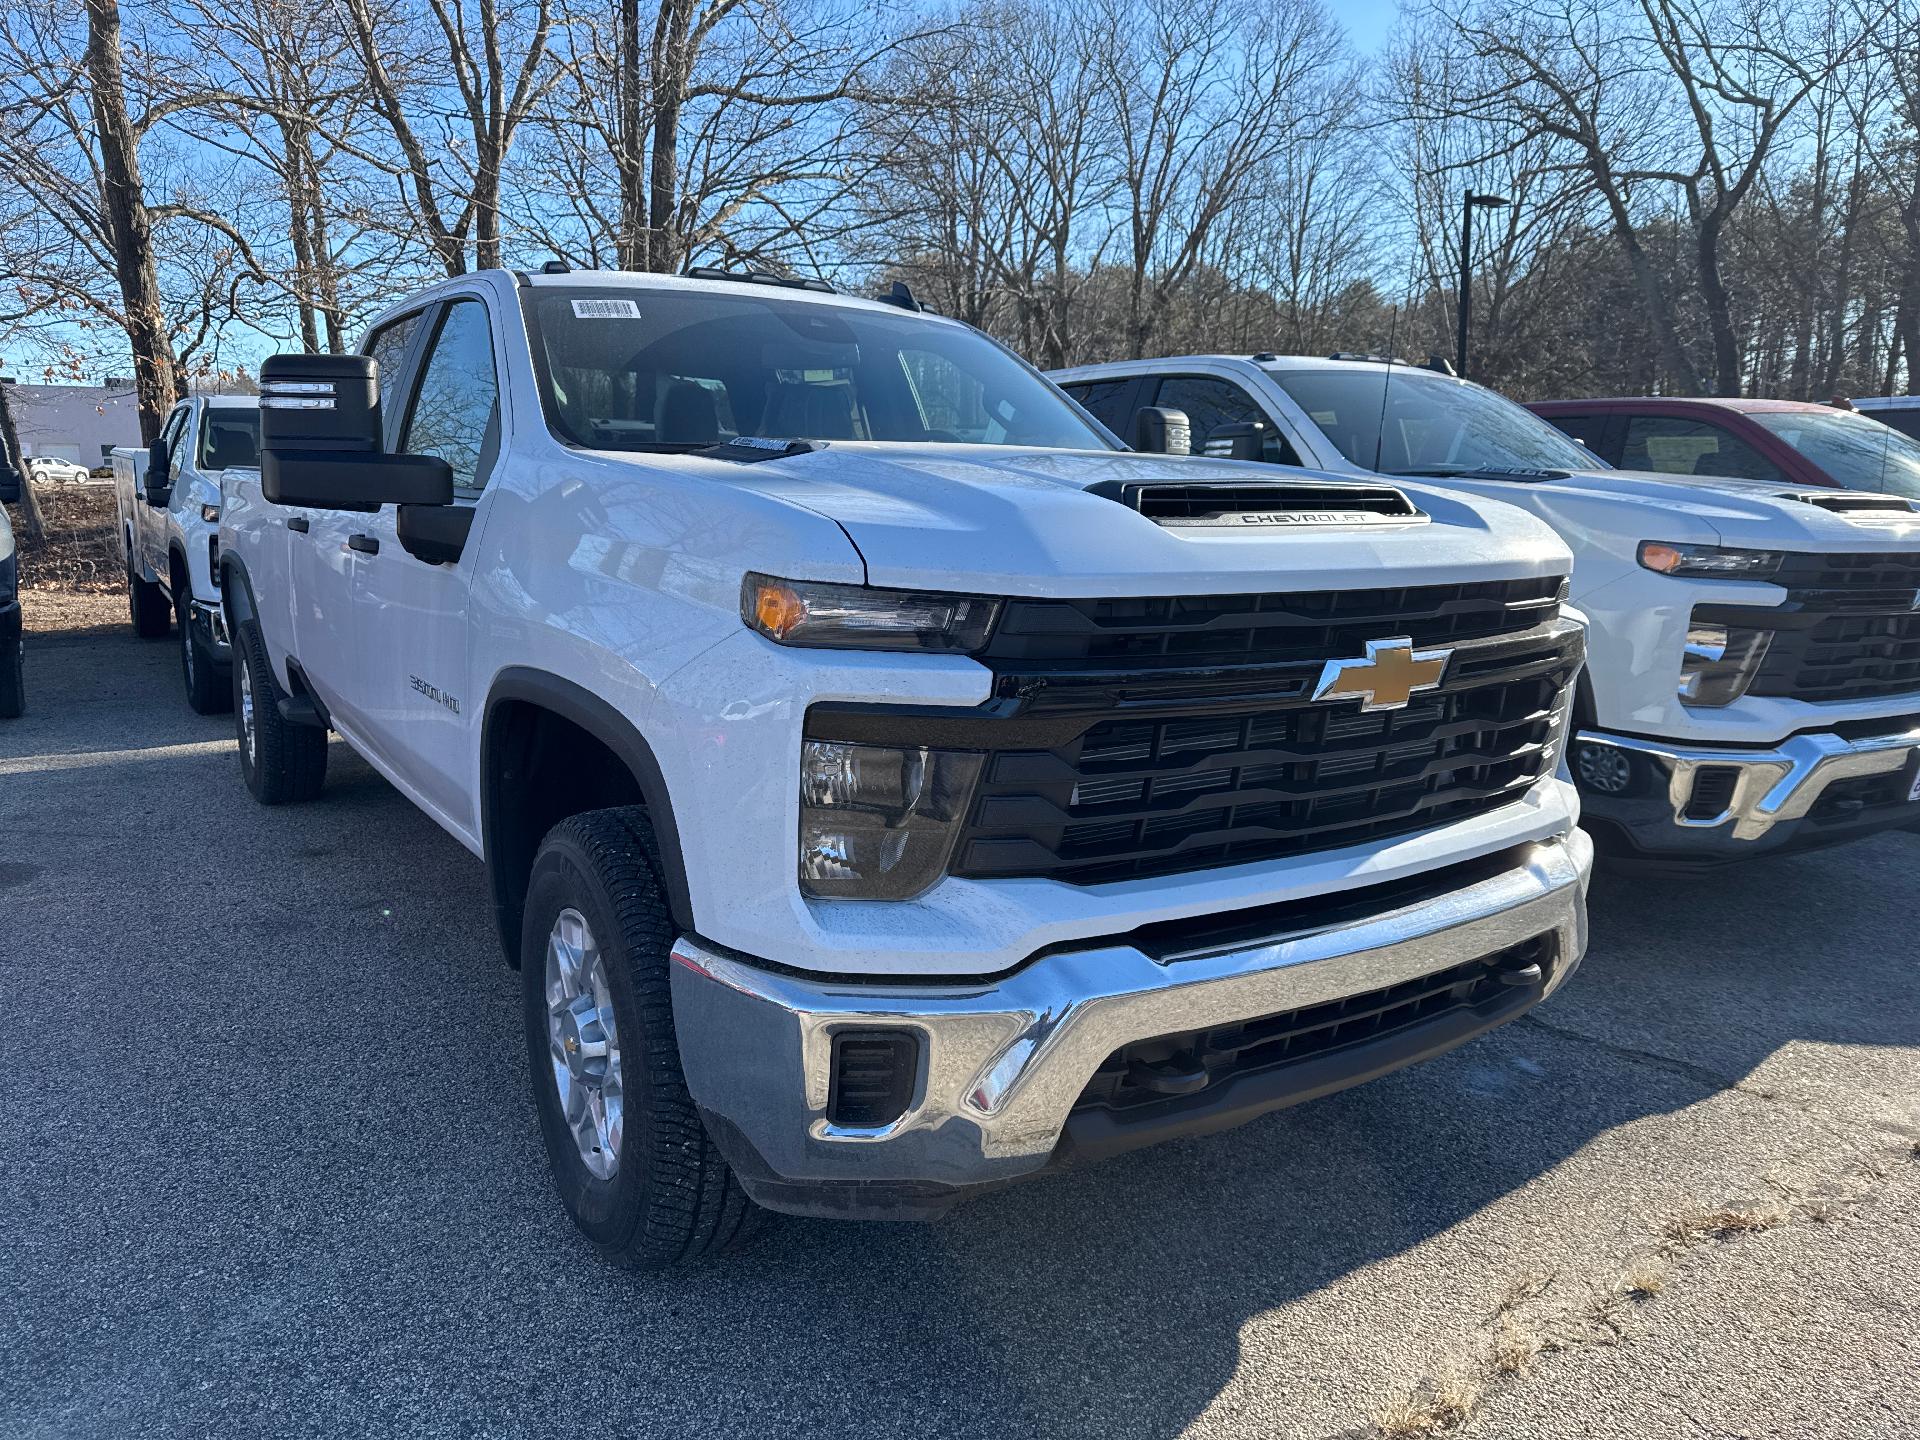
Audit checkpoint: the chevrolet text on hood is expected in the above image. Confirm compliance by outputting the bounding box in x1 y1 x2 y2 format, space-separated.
1051 352 1920 867
220 270 1590 1266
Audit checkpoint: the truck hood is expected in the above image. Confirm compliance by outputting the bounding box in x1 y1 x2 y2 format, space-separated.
1517 467 1920 551
672 443 1571 596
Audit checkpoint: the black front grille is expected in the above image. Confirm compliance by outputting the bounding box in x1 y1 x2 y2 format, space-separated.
1720 551 1920 704
1684 766 1741 820
982 576 1566 670
1074 935 1555 1116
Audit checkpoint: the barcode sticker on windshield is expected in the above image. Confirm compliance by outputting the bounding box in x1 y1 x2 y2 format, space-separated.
571 299 642 320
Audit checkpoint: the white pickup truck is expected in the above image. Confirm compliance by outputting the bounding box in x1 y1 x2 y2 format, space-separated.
1054 355 1920 865
222 268 1591 1266
112 394 259 712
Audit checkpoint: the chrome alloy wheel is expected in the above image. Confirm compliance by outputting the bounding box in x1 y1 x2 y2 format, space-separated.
545 907 624 1179
182 613 196 683
238 650 257 764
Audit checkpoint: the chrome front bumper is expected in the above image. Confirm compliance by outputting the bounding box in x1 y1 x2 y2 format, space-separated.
1574 725 1920 860
669 831 1592 1219
187 596 231 653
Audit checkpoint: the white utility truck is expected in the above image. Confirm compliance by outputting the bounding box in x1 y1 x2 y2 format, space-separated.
1055 355 1920 865
222 269 1591 1266
112 394 259 712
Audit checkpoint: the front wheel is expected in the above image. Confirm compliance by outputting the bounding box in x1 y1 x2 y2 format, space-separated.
178 595 231 715
0 631 23 719
232 618 327 804
521 808 763 1268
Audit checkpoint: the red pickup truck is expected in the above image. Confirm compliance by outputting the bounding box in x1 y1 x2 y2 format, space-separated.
1531 396 1920 502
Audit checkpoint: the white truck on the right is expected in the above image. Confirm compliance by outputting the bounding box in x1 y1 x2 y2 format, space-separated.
1054 354 1920 864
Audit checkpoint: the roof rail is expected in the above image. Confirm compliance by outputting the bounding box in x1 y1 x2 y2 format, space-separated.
681 265 836 294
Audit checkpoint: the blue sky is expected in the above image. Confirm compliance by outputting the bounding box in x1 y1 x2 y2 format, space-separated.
1337 0 1402 54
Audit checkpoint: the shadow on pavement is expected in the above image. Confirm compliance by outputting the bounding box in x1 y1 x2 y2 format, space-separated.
3 632 1916 1439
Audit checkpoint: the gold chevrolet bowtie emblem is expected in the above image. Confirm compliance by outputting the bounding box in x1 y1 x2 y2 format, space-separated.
1313 637 1452 712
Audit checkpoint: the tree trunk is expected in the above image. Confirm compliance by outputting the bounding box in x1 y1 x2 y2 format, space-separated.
84 0 178 443
0 383 45 547
1694 212 1742 396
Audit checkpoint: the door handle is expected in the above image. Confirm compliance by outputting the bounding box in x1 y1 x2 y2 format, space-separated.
287 516 309 533
347 533 380 555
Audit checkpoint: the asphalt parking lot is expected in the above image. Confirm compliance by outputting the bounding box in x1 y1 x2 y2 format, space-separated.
4 609 1917 1439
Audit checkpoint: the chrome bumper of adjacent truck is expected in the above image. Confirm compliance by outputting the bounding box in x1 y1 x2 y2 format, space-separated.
1573 725 1920 862
668 830 1593 1220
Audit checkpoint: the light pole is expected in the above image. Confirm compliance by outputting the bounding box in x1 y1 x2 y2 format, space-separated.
1456 190 1509 380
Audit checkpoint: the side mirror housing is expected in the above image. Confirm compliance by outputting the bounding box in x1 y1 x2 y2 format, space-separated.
144 438 172 507
259 353 453 511
1202 420 1270 462
1132 405 1191 456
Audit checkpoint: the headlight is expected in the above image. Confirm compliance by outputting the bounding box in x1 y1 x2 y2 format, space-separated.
1638 542 1782 579
1678 621 1770 706
744 574 1000 652
798 740 983 900
200 503 220 524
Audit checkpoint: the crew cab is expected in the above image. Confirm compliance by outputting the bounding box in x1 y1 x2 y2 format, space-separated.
223 271 1590 1266
1530 396 1920 502
0 463 23 718
112 394 260 712
1054 354 1920 865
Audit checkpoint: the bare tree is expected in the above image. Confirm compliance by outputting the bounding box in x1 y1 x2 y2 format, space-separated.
335 0 555 275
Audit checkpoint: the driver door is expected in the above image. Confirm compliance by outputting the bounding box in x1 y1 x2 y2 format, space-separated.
349 295 502 838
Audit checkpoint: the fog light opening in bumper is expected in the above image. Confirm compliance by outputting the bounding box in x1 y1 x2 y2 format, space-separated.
826 1030 921 1129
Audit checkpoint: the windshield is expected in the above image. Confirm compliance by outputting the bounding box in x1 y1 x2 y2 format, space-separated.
520 286 1112 453
1268 367 1597 476
1748 410 1920 501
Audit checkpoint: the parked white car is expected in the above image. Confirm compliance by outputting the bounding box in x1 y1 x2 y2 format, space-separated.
1054 354 1920 864
221 268 1592 1265
25 455 89 486
111 394 259 712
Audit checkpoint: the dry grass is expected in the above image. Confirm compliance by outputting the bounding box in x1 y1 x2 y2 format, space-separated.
1486 1312 1544 1378
1371 1364 1482 1439
1657 1197 1790 1253
1615 1254 1667 1300
11 486 121 592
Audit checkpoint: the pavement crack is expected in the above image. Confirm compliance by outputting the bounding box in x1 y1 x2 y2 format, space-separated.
1518 1013 1750 1093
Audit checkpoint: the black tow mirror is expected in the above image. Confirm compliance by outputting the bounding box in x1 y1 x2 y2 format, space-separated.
260 353 452 511
1202 420 1270 462
1132 405 1191 456
0 465 20 504
144 438 172 507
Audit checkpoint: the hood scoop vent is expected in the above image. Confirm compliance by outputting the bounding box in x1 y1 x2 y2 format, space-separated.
1780 491 1920 518
1099 480 1425 529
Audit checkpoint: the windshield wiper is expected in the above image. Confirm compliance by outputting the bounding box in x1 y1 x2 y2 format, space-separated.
1391 464 1569 481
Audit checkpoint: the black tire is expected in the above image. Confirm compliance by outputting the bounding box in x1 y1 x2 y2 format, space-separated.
521 808 763 1268
177 592 231 714
0 631 23 719
232 617 327 804
127 566 170 638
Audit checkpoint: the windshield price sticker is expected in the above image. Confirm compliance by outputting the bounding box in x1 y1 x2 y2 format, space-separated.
571 298 642 320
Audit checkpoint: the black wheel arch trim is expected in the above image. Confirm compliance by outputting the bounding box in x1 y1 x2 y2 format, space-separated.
221 551 259 632
481 666 696 953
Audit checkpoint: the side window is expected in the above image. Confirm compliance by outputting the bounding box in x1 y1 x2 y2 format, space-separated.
365 311 425 440
198 410 259 471
163 406 191 481
1151 375 1301 465
1545 412 1608 455
1060 379 1135 437
399 299 501 493
1620 415 1784 482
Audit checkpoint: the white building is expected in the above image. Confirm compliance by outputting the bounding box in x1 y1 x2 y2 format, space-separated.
2 381 145 466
